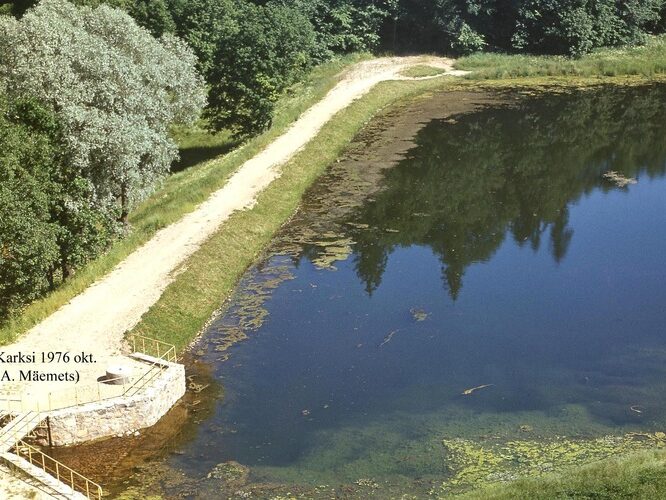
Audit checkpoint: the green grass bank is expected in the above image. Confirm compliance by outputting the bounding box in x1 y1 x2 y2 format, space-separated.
0 53 369 345
399 64 448 78
457 449 666 499
456 34 666 79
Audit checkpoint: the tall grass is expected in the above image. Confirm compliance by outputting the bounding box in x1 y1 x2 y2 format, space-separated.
0 53 370 344
456 35 666 79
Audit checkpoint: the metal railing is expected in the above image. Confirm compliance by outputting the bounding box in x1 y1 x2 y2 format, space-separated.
13 439 103 499
0 335 178 413
0 334 179 499
130 334 178 363
0 412 42 450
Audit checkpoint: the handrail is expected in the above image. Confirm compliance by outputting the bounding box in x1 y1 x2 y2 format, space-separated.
0 413 42 449
129 334 178 363
13 439 103 499
0 335 178 413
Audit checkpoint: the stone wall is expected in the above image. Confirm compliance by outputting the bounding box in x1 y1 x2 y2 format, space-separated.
38 357 186 446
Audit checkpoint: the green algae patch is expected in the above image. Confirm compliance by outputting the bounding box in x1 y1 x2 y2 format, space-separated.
207 461 250 487
115 489 163 500
207 262 294 359
435 432 666 496
457 448 666 500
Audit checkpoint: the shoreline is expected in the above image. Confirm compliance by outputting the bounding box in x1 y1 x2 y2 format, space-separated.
131 72 666 352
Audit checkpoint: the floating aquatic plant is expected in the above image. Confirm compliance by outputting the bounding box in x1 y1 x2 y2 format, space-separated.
410 307 430 322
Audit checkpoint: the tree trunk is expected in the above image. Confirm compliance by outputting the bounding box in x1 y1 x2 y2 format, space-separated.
120 183 129 225
47 268 55 289
61 260 73 280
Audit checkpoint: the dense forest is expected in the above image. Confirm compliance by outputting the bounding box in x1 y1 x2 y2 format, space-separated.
1 0 666 318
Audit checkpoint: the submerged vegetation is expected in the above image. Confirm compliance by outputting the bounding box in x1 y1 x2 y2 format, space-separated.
438 433 666 495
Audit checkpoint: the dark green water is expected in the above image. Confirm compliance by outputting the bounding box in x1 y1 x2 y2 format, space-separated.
130 86 666 497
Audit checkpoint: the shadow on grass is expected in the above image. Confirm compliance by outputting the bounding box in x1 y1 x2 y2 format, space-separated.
171 141 239 173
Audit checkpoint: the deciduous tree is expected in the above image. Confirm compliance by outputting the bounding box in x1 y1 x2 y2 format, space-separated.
0 0 207 223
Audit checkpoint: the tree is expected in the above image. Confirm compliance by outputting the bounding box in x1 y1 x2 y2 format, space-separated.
204 1 317 137
0 97 60 316
171 0 238 77
513 0 665 55
128 0 176 36
285 0 388 59
390 0 665 55
0 95 121 317
0 0 207 223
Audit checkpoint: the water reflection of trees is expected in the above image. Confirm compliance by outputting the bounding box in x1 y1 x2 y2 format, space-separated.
347 86 666 299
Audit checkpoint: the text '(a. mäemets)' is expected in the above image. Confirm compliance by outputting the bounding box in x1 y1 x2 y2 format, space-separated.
1 370 80 383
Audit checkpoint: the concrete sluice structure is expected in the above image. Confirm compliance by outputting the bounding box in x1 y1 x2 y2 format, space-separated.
0 336 185 498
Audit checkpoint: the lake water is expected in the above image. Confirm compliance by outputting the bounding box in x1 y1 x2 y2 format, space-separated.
103 85 666 498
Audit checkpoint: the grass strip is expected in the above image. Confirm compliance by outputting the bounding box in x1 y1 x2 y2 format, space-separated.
399 64 448 78
0 53 369 344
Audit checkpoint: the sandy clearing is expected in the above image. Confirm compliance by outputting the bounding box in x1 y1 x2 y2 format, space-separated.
1 56 464 403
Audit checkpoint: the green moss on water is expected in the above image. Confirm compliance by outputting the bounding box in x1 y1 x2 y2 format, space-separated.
115 490 163 500
114 399 666 498
207 263 294 359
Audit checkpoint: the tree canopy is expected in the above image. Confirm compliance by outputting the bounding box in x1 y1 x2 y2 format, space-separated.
5 0 666 136
0 97 121 316
0 0 207 221
0 0 206 316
